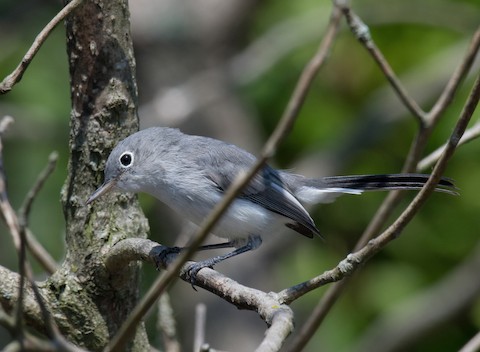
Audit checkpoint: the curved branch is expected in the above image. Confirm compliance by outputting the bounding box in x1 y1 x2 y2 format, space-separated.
105 238 294 351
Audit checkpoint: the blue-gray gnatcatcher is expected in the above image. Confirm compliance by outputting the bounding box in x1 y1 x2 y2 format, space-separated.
87 127 455 280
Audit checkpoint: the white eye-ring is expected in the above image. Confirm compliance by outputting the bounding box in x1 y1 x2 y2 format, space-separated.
119 151 134 168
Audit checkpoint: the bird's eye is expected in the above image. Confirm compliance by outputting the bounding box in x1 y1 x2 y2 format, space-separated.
119 151 134 168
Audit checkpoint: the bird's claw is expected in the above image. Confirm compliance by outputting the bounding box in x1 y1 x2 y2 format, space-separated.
185 261 214 290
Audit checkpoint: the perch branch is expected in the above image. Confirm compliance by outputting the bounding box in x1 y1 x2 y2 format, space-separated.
106 238 294 352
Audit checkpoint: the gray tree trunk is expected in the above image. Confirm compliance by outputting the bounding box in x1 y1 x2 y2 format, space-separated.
50 0 149 349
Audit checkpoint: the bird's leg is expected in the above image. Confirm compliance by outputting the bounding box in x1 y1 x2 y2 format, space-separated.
159 239 239 258
195 241 238 251
185 235 262 286
154 240 237 267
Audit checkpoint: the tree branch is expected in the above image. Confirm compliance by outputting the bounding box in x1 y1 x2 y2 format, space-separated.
340 4 426 123
105 238 295 352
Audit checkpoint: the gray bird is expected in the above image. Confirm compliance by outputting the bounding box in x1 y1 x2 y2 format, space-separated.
87 127 456 281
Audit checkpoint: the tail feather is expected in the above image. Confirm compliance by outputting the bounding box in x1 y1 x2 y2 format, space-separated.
289 173 457 204
321 174 457 194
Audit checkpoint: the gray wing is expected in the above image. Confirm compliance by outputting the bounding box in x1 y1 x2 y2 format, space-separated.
196 142 320 238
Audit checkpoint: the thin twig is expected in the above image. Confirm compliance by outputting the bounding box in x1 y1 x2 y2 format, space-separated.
0 0 84 94
286 73 480 352
341 5 426 123
105 6 343 352
0 117 26 340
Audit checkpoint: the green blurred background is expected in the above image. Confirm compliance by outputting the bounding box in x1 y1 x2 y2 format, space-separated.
0 0 479 351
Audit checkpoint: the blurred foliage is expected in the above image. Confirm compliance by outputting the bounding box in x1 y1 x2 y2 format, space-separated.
0 0 480 351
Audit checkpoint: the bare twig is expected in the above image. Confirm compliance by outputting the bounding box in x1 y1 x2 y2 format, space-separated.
340 5 426 122
105 6 343 351
0 0 84 94
0 117 27 341
287 74 480 351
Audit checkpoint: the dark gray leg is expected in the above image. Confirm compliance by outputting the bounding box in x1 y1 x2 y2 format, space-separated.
196 241 237 251
186 235 262 286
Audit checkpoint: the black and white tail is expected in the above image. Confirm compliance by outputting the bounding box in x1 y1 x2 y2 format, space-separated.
288 173 457 204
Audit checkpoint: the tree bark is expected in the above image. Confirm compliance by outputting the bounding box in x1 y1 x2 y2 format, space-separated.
40 0 150 350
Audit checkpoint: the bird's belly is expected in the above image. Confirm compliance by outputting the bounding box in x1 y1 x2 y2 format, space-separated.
173 196 276 241
212 199 276 240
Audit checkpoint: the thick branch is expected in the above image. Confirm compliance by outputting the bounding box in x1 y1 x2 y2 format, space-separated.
105 238 294 352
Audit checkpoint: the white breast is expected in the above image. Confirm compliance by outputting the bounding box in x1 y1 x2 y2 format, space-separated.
148 176 279 241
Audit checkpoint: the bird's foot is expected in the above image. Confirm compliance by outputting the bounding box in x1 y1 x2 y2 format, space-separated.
184 259 215 289
153 246 181 270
